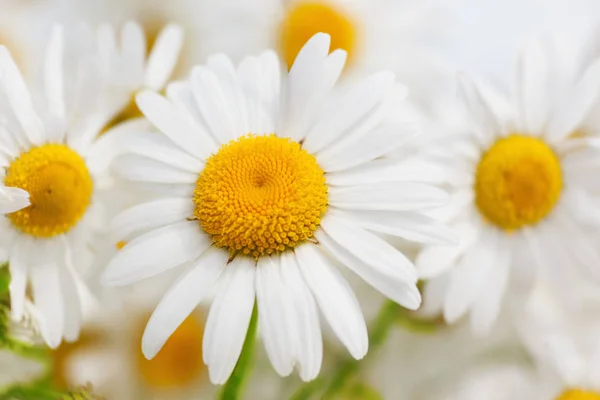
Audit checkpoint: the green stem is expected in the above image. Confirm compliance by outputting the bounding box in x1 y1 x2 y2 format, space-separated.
219 302 259 400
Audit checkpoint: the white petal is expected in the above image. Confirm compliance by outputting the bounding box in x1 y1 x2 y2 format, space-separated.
121 21 145 84
514 39 550 135
282 33 336 142
545 59 600 142
295 244 368 359
332 208 457 245
114 153 198 184
256 256 294 376
144 24 183 90
31 261 63 348
143 248 228 359
315 228 421 310
278 252 322 381
416 219 481 279
458 73 507 146
443 234 497 324
0 47 45 145
329 182 448 212
59 263 82 342
102 220 210 286
318 120 417 173
303 72 395 155
321 214 418 283
8 236 30 319
191 66 242 144
204 257 255 384
111 198 193 242
0 186 30 214
469 241 511 335
136 90 218 160
120 131 204 173
84 118 151 175
326 158 445 186
44 25 65 121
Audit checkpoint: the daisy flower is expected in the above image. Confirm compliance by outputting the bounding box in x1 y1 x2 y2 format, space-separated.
416 35 600 334
204 0 454 103
0 25 136 348
434 291 600 400
95 21 183 129
102 33 455 383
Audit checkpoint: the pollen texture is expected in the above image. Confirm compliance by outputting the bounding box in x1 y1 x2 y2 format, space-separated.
474 134 562 231
194 134 328 258
4 144 93 237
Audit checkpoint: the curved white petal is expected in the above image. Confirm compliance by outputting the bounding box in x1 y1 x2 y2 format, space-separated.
0 186 30 214
295 244 368 359
102 220 210 286
0 47 45 146
143 248 228 359
203 257 256 384
469 239 511 335
278 252 322 381
59 263 82 342
114 153 198 184
31 261 63 348
315 228 421 310
121 21 145 84
136 90 218 160
44 25 65 122
333 208 457 245
8 236 30 319
545 59 600 143
514 39 550 136
329 182 448 212
111 198 193 242
443 234 497 324
144 24 183 90
321 213 418 283
256 256 294 376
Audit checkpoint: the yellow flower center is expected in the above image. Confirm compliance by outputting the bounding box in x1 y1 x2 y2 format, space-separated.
557 389 600 400
136 314 206 389
4 144 93 237
474 134 562 231
280 1 357 69
194 134 328 258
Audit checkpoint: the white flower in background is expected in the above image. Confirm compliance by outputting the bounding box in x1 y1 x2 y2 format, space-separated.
416 34 600 334
0 1 58 80
203 0 455 105
95 20 183 123
102 33 454 383
0 25 138 348
433 290 600 400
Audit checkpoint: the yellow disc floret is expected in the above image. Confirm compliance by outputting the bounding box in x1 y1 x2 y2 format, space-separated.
194 134 328 258
280 1 357 69
557 389 600 400
474 134 562 231
4 144 93 237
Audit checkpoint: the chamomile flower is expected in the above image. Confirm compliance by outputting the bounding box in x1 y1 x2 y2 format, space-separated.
434 291 600 400
416 35 600 334
205 0 453 104
0 25 135 348
103 33 454 383
95 21 183 128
